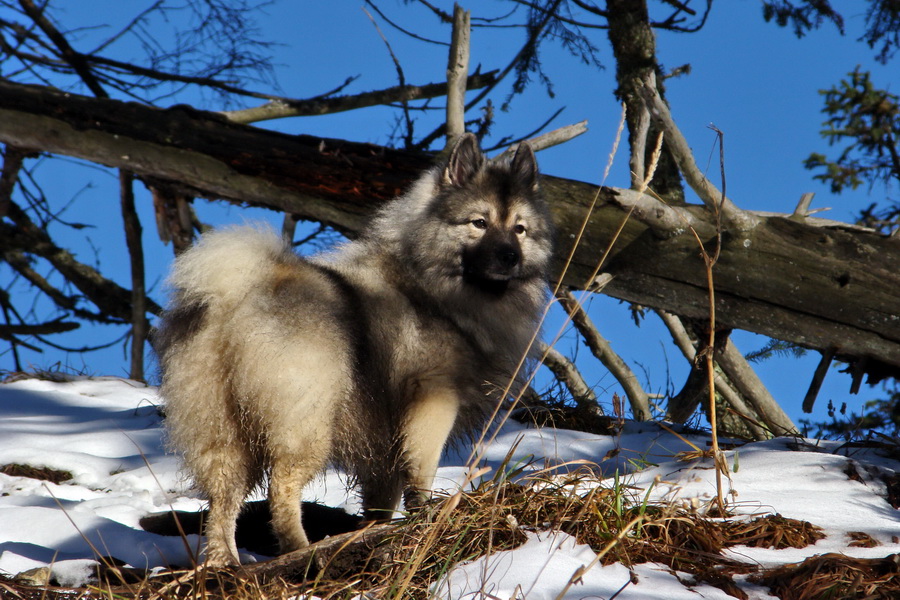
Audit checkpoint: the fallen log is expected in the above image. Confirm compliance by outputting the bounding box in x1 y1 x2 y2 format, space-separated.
0 80 897 382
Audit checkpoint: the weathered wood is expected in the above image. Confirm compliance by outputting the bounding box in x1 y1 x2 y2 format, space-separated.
237 523 395 582
0 81 427 235
0 80 897 382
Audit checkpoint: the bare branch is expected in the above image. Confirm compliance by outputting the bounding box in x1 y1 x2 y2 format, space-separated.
363 6 414 148
630 101 650 188
282 213 298 245
18 0 108 98
445 4 471 147
802 347 836 414
537 341 600 412
221 71 497 125
0 319 79 336
714 339 798 436
415 0 565 151
556 290 651 420
792 192 816 219
3 250 119 323
601 187 696 237
119 170 147 381
493 120 589 161
1 201 162 320
638 73 757 231
656 309 768 440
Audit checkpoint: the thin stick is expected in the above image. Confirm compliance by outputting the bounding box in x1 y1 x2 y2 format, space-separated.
119 170 146 381
803 347 836 413
556 290 650 419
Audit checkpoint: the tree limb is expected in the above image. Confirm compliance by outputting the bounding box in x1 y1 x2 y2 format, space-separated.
2 250 119 323
493 120 589 161
638 72 757 231
0 319 79 336
444 4 471 146
656 309 768 440
119 170 147 381
220 71 497 125
1 200 162 321
537 341 600 412
714 339 798 436
556 290 651 420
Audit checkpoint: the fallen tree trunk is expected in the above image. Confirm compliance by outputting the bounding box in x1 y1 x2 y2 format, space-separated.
0 80 897 382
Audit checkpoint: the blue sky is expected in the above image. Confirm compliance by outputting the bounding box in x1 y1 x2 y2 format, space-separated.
1 1 895 429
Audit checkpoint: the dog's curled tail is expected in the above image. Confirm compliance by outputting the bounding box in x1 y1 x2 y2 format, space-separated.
166 225 285 308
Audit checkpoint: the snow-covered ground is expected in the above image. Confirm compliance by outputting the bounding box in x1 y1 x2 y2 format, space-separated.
1 377 898 598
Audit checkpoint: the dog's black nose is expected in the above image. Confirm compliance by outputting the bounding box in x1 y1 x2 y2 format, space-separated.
496 247 520 269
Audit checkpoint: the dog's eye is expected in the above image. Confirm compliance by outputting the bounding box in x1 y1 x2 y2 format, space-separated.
514 224 526 235
471 218 488 229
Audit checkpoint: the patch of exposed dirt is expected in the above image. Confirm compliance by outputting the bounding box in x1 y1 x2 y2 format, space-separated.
1 463 73 484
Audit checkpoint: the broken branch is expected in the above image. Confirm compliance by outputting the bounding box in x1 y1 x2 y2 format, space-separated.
221 71 497 125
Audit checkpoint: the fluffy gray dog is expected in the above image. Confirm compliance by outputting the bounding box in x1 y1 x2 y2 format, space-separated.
156 133 554 566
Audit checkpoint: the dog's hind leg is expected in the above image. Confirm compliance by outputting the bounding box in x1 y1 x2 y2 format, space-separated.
267 456 317 553
163 342 257 567
265 418 334 554
201 447 254 567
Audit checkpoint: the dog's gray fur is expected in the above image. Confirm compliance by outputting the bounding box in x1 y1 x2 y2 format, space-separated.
155 134 554 566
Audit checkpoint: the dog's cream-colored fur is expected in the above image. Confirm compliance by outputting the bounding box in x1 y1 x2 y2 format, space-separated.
156 135 553 566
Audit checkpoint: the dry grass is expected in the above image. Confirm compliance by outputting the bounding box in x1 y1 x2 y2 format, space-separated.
751 553 900 600
1 467 855 600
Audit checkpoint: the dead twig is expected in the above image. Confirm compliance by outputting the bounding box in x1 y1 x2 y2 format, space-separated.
493 120 589 161
556 290 651 420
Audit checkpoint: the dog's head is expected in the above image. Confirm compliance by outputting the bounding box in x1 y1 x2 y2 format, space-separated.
432 134 554 296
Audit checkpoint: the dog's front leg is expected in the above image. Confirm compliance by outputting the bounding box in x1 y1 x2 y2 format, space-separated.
401 385 460 508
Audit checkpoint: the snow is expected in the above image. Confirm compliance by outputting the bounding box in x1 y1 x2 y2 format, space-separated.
1 377 898 598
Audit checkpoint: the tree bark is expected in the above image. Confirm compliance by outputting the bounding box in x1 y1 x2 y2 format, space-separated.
606 0 684 202
0 80 897 383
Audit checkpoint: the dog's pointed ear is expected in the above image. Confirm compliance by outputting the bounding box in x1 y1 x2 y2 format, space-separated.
511 142 539 192
442 133 485 187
